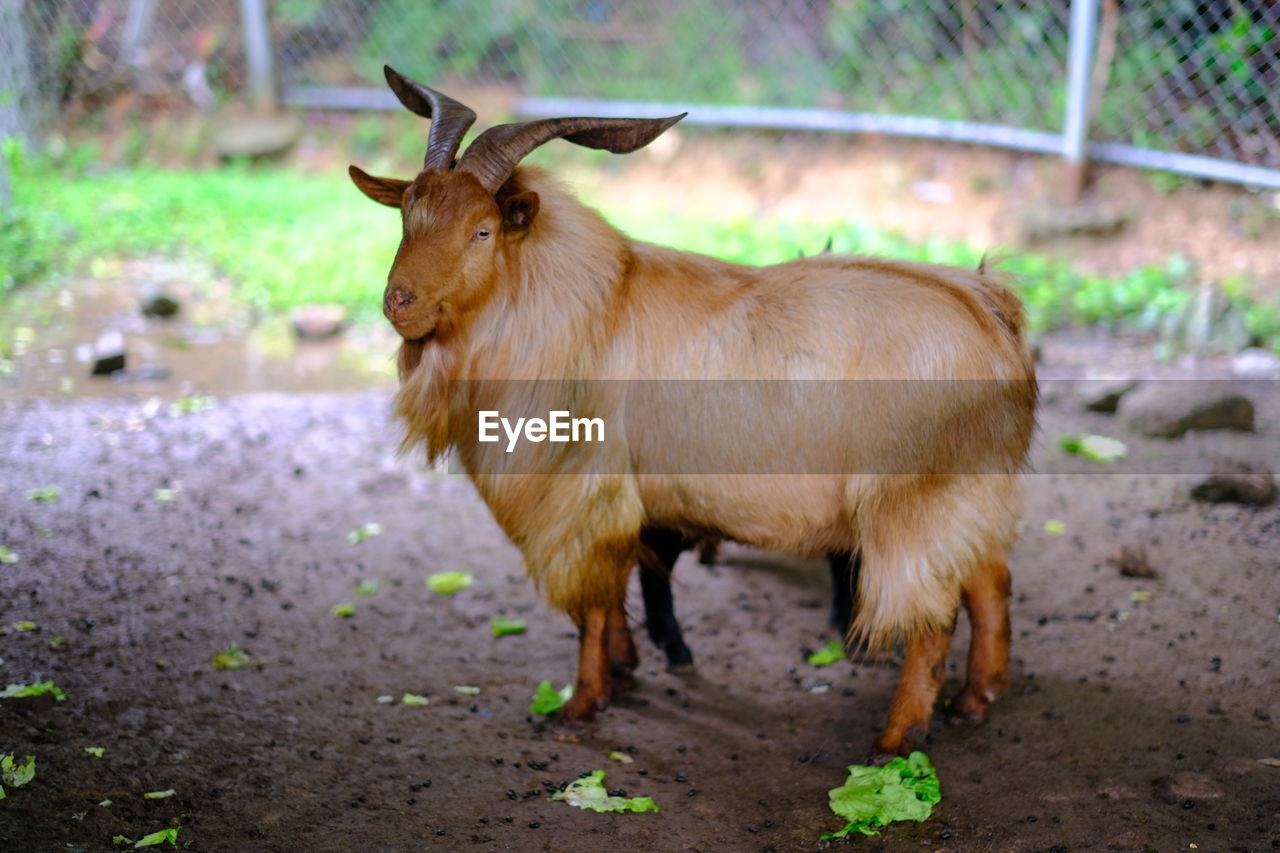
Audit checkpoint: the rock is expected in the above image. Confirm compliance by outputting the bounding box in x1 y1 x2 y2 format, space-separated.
1157 772 1225 803
1016 202 1131 244
1163 279 1251 356
1190 461 1277 506
1107 545 1157 578
291 303 349 340
213 114 303 160
1232 347 1280 377
1083 379 1139 414
90 330 126 376
142 294 181 318
1120 383 1254 437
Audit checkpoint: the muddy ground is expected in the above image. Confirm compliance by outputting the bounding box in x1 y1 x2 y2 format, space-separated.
1 318 1277 853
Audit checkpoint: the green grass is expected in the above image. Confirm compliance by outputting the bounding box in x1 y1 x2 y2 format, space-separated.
4 143 1276 347
4 144 400 317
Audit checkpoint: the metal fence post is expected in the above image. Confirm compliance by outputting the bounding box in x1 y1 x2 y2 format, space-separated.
1062 0 1101 202
240 0 276 113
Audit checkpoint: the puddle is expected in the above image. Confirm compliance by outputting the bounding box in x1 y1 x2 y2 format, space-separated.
0 256 399 400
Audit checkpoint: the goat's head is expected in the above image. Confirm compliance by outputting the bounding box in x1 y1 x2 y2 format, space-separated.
350 66 684 341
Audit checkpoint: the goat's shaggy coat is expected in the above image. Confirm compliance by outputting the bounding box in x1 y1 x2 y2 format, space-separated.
352 80 1036 752
391 167 1035 653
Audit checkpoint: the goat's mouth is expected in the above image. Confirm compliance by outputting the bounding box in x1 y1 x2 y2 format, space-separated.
387 303 445 341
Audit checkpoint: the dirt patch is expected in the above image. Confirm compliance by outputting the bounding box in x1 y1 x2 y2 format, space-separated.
2 348 1278 850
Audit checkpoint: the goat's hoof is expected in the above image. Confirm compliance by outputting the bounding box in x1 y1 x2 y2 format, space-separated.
870 726 924 763
946 687 993 726
608 669 636 695
664 645 694 670
561 692 607 723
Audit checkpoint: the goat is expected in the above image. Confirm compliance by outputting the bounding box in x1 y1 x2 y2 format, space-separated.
349 67 1037 758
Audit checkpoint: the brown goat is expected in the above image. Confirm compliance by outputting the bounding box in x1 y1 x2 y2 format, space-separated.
350 67 1037 758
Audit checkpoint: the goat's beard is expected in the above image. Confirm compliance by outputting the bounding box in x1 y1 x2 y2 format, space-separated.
397 338 427 381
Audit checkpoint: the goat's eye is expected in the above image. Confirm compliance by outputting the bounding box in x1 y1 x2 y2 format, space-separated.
473 228 491 242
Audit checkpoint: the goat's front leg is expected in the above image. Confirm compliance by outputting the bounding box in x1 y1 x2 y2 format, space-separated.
872 623 955 762
562 606 613 722
604 601 638 692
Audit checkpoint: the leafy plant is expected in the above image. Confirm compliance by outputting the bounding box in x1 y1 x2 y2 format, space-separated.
823 751 940 838
529 680 573 715
550 770 658 813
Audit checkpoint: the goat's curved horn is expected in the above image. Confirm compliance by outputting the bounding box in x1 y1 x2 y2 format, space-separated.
457 114 686 192
383 65 476 169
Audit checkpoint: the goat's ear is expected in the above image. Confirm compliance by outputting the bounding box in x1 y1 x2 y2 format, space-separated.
501 190 540 234
348 165 410 208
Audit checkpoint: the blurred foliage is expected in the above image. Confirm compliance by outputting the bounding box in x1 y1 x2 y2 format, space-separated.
3 137 1278 349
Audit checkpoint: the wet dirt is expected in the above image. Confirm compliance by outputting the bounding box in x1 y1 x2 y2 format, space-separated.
2 311 1279 851
0 258 399 401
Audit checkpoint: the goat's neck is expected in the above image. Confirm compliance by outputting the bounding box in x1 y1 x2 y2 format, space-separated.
462 167 631 381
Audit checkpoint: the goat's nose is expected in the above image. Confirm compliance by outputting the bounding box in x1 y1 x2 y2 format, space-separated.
384 286 415 313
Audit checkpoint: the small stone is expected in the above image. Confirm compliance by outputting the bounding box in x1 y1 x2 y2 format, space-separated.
213 114 303 160
1232 347 1280 377
91 330 126 376
1120 383 1254 438
1083 379 1140 414
1107 545 1157 579
1159 772 1225 803
291 304 349 340
1189 461 1276 506
142 294 181 318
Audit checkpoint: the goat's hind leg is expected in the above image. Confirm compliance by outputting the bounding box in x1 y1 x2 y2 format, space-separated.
949 558 1011 724
872 622 955 761
638 527 695 668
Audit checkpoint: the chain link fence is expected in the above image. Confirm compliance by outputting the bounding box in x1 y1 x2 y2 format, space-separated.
3 0 1279 188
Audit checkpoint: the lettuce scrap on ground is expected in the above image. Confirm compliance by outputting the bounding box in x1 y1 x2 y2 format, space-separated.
25 485 60 503
132 827 181 848
823 751 941 839
347 522 382 544
550 770 659 813
355 578 380 597
212 643 252 670
152 488 178 502
402 692 430 706
1058 433 1128 463
807 640 846 666
1 754 36 790
331 602 356 618
143 789 176 799
85 747 105 758
529 681 573 715
1044 519 1067 535
490 616 526 636
0 545 18 563
608 750 634 764
10 620 37 632
1 680 67 701
427 571 473 595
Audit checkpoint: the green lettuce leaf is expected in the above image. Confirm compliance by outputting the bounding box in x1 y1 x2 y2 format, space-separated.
133 826 181 848
822 751 941 839
529 681 573 715
1 680 67 701
550 770 659 813
490 616 526 636
1 754 36 788
426 571 473 595
807 640 845 667
1058 433 1127 463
